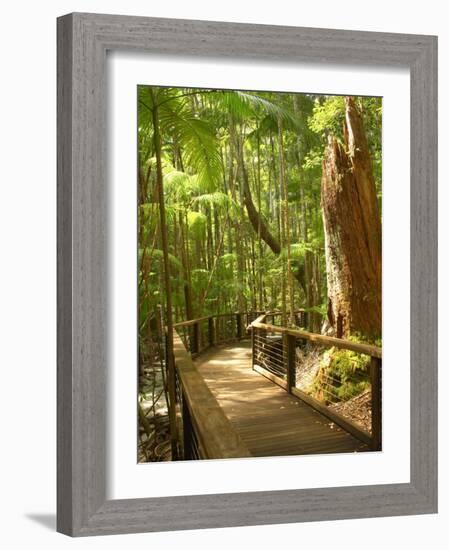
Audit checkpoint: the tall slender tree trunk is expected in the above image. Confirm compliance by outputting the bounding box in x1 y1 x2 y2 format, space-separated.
269 133 281 239
231 125 247 314
321 97 381 340
179 211 194 321
278 117 295 325
256 131 264 310
150 89 178 459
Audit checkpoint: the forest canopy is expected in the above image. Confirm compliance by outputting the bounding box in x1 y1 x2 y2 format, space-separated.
138 87 381 332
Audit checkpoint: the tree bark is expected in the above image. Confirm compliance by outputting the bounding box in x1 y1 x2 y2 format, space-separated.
321 97 381 340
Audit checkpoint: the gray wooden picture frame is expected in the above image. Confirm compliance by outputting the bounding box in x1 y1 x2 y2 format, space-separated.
57 12 438 537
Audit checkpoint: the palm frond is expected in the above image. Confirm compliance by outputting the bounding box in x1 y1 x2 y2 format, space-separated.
193 192 240 216
158 101 223 192
198 90 301 129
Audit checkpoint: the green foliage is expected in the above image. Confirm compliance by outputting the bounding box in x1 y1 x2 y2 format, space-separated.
163 169 192 199
187 211 207 238
311 347 370 403
191 268 209 289
139 86 223 191
308 96 346 139
200 89 301 129
162 109 222 191
193 192 240 217
278 242 313 261
219 252 237 267
349 331 382 348
303 303 327 317
302 148 323 173
139 248 183 272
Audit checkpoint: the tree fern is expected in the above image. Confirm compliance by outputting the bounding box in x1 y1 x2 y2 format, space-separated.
193 192 240 217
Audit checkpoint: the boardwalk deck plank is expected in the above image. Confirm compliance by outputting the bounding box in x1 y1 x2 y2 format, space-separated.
194 340 368 457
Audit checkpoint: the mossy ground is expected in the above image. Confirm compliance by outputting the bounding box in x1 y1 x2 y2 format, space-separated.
310 341 371 403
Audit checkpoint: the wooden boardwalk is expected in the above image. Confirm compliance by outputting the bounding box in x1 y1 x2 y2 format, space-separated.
194 340 368 457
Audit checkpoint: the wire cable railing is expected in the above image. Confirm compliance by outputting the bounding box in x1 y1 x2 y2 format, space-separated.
250 314 382 450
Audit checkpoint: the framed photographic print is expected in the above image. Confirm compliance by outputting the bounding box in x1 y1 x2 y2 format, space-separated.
57 12 437 536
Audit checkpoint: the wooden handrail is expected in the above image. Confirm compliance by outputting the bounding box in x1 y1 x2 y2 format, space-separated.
253 313 267 324
173 311 253 328
251 317 381 359
173 310 380 358
265 308 306 316
173 331 251 459
250 312 382 450
173 312 249 355
173 315 211 328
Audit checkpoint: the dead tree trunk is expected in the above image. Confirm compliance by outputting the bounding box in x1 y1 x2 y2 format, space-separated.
321 97 381 340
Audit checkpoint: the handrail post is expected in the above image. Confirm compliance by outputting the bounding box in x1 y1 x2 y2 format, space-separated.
370 356 382 450
182 394 193 460
192 321 199 354
208 316 215 346
236 313 243 340
216 317 220 343
155 306 164 366
284 333 296 393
